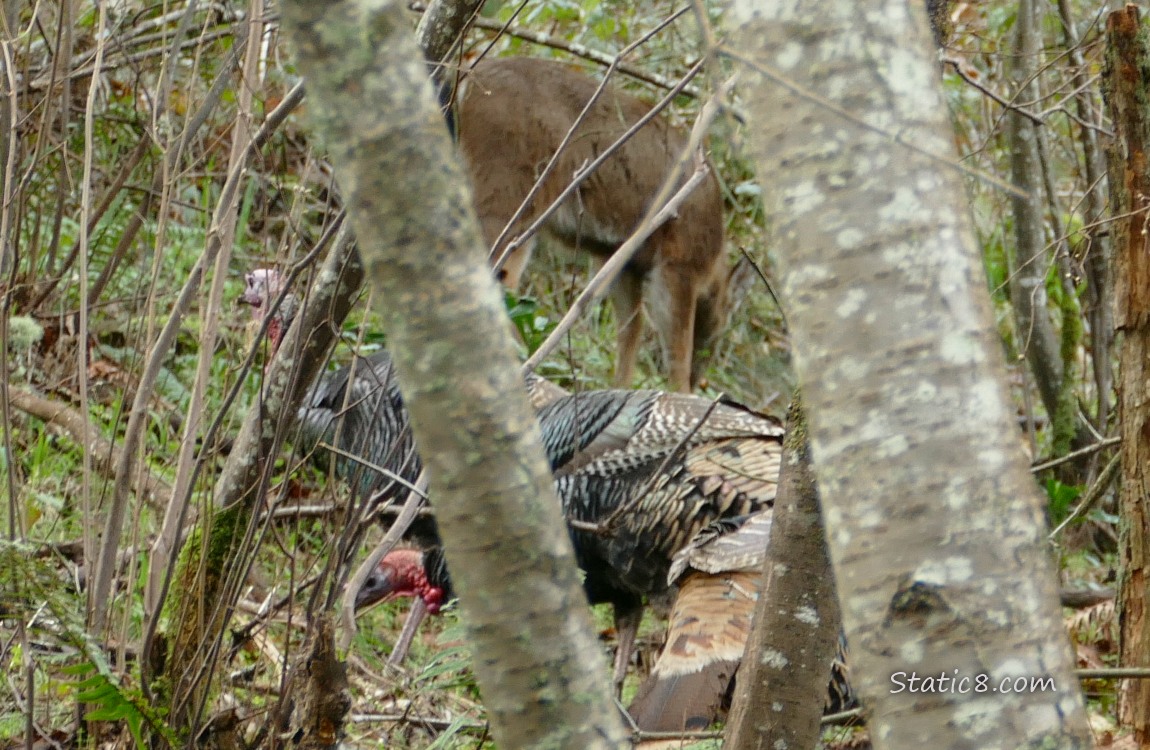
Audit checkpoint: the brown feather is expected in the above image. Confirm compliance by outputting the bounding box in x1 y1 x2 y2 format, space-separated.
628 569 759 733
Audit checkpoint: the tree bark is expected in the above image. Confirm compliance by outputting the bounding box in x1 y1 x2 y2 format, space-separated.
415 0 484 76
725 394 842 750
1104 5 1150 743
729 0 1092 747
1005 0 1067 432
276 1 628 748
1055 0 1113 442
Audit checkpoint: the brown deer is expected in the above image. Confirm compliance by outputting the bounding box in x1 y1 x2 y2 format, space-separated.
454 57 751 393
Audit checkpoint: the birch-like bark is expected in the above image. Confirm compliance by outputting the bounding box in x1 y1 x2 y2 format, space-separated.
276 0 628 747
729 0 1091 747
415 0 483 75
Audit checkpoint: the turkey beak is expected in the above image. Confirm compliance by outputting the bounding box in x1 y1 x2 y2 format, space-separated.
238 273 263 309
354 569 399 610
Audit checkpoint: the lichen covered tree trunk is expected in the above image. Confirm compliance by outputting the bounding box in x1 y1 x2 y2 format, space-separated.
275 0 628 747
1004 0 1071 440
729 0 1092 747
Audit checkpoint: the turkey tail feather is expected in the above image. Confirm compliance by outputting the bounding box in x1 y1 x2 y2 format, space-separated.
627 569 757 732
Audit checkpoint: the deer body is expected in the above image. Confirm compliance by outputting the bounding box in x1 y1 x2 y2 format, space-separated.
456 57 745 392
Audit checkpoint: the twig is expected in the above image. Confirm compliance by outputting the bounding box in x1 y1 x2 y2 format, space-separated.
941 56 1045 125
1048 452 1120 539
1060 586 1114 608
1078 668 1150 679
351 712 488 731
7 388 170 506
1030 435 1120 473
820 707 864 725
632 728 723 741
257 504 340 522
318 443 429 501
741 247 786 325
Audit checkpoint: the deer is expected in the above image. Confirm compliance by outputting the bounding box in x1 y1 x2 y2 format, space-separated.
453 57 751 393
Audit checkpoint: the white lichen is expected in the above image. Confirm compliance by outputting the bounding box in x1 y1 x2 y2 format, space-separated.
795 605 820 626
762 649 790 669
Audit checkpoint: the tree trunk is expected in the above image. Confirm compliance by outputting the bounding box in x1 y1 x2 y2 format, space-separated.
729 0 1092 747
1104 6 1150 743
725 394 842 750
1055 0 1113 444
276 0 628 747
1005 0 1067 434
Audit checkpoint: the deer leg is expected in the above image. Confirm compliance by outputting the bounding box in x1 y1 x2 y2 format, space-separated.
480 216 537 347
647 266 698 393
610 271 644 388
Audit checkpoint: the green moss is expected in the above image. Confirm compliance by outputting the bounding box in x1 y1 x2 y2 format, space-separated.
1051 281 1083 457
160 501 249 730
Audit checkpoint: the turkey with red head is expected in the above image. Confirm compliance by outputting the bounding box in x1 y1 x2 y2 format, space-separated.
354 383 792 720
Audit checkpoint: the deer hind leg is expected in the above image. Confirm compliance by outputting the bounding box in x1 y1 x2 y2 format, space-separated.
610 270 645 388
646 265 698 393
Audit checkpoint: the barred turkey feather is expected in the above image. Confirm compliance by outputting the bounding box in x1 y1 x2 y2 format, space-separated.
297 356 565 509
296 350 420 505
629 568 759 733
668 508 774 582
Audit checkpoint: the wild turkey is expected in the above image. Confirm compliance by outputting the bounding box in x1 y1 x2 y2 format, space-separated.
240 268 564 511
355 385 787 699
241 268 638 675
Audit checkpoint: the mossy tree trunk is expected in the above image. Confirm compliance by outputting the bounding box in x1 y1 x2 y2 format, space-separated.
724 394 841 750
157 235 364 734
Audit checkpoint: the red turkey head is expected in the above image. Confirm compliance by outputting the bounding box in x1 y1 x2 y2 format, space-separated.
356 548 445 614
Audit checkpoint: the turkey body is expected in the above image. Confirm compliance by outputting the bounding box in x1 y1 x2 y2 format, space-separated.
290 324 786 626
296 349 420 505
537 388 783 604
357 385 788 707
